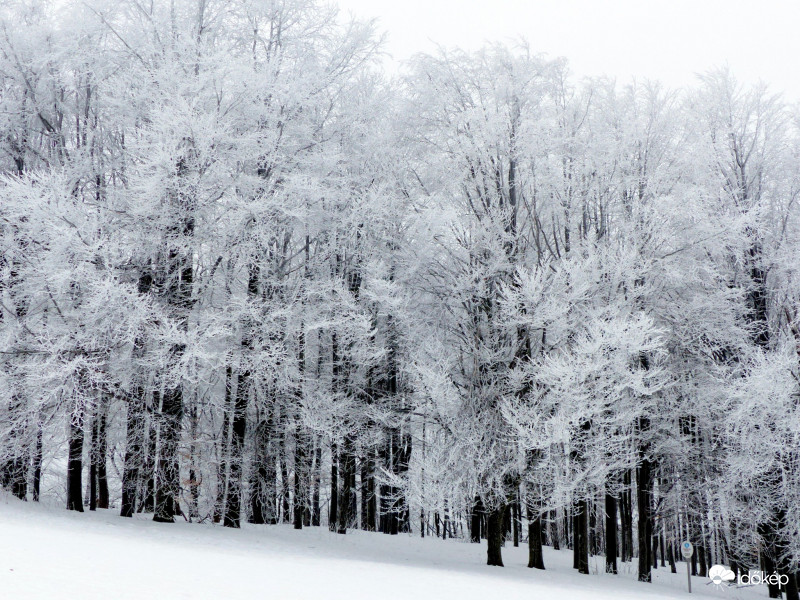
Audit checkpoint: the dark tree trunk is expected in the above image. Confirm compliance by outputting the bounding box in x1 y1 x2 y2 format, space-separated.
121 390 145 517
66 403 85 512
223 375 247 528
697 540 707 577
215 366 233 524
621 471 633 562
153 386 182 523
527 508 545 570
487 505 505 567
652 533 659 570
395 429 411 533
329 442 338 532
96 403 109 509
337 436 356 534
761 549 780 598
302 435 313 527
667 539 676 573
605 492 618 574
2 253 29 501
360 451 376 531
636 443 653 582
293 428 306 530
281 438 292 523
139 420 156 513
32 421 42 502
572 507 579 569
550 510 560 551
348 451 357 528
187 403 201 521
576 498 589 574
294 324 307 531
89 412 97 511
121 273 153 516
89 401 108 511
227 263 257 529
471 496 484 543
379 429 402 535
784 572 800 600
249 415 277 525
4 397 29 501
777 506 799 600
311 441 321 526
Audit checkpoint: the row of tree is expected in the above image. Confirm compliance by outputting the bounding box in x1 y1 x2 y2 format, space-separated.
1 0 799 596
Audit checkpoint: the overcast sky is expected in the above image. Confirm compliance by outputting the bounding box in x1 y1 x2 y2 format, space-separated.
335 0 800 100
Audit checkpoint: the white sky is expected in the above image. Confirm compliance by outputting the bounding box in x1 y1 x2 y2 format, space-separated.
335 0 800 100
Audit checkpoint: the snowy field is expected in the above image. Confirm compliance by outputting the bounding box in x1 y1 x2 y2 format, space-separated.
0 493 768 600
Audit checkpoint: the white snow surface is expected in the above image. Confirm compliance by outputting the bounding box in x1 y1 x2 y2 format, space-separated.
0 494 768 600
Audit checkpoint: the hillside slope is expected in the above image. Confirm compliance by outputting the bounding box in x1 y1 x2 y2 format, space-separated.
0 494 764 600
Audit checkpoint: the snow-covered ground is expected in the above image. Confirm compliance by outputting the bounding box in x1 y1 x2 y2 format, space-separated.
0 493 768 600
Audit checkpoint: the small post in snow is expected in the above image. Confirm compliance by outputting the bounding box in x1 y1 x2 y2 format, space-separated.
680 541 694 593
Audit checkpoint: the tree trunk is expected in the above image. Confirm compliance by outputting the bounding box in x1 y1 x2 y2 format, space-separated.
605 492 618 574
4 397 29 501
527 509 545 570
636 448 653 582
121 390 145 517
576 498 589 574
89 401 108 511
89 412 98 511
667 539 676 573
697 540 706 577
471 496 484 542
621 471 633 562
66 403 85 512
652 533 659 570
153 386 182 523
337 436 356 534
761 549 780 598
215 366 233 524
227 263 257 528
32 421 42 502
785 575 800 600
223 373 247 528
293 427 306 530
361 451 376 531
294 323 307 531
550 510 560 551
777 507 799 600
249 415 277 525
311 441 321 526
139 420 156 513
329 442 338 532
486 505 505 567
122 272 152 517
96 403 109 509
